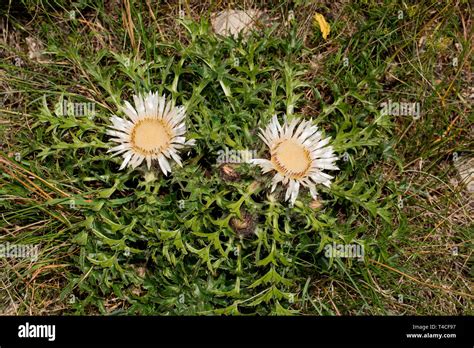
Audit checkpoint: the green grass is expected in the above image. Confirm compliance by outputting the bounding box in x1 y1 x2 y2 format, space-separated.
0 0 472 315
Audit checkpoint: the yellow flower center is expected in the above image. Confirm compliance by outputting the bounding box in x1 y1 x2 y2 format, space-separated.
272 139 311 178
131 118 171 155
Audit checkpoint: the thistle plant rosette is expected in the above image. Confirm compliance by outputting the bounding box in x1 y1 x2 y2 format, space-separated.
106 92 195 174
251 115 339 204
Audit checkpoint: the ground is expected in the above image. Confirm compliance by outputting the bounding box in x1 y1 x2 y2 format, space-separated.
0 0 472 315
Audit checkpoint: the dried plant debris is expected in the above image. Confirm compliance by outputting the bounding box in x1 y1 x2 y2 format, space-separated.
230 210 257 237
219 164 241 182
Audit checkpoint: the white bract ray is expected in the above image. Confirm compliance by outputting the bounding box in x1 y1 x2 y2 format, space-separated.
251 115 339 205
107 92 195 175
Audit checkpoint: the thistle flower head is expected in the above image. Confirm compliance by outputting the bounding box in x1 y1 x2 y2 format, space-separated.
107 92 195 175
251 115 339 204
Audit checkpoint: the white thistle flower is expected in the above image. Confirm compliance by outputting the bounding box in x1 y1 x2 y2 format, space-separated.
107 92 195 174
251 115 339 205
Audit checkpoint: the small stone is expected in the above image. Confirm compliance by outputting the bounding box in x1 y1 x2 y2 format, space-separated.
211 9 262 38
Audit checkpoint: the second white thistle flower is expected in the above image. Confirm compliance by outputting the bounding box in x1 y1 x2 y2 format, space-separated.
251 115 339 204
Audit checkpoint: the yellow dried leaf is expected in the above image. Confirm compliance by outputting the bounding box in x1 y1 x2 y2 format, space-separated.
313 13 330 40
